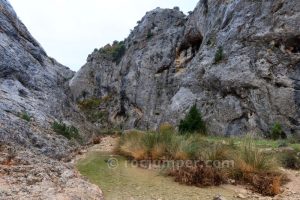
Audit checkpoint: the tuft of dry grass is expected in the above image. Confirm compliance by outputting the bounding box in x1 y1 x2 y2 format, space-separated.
119 129 206 160
118 130 147 160
159 122 175 134
232 138 279 174
228 137 283 196
169 161 228 187
202 143 230 161
272 176 281 195
152 144 167 160
241 173 284 196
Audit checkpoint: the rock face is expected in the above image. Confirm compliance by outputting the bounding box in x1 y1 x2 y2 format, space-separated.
0 0 103 199
71 0 300 137
0 0 75 157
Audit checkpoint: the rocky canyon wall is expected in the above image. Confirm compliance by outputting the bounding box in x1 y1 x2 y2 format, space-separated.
70 0 300 137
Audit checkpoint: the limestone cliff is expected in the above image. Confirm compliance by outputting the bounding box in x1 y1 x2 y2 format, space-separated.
0 0 103 199
70 0 300 137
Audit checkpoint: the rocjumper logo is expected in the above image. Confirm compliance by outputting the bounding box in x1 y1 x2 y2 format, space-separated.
107 158 119 169
106 158 235 170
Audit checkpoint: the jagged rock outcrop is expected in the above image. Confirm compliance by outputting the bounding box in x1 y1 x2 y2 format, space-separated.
0 0 103 199
71 0 300 137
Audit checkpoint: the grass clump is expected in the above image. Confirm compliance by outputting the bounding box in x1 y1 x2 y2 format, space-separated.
178 104 206 135
119 126 213 161
214 46 224 64
118 130 147 160
233 139 278 174
279 152 300 170
52 121 80 140
119 128 188 160
20 112 31 122
159 122 175 134
270 123 286 140
230 138 282 196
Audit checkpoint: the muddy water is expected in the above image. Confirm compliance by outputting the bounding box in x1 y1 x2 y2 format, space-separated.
76 151 239 200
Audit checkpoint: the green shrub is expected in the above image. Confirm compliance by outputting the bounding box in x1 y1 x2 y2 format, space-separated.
279 152 300 170
214 46 224 63
147 29 153 39
99 41 126 64
78 97 109 123
52 121 80 140
78 98 101 110
178 105 206 134
277 140 288 148
20 112 31 122
270 123 286 140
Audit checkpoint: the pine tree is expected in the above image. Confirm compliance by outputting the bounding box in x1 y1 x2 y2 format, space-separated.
178 105 207 134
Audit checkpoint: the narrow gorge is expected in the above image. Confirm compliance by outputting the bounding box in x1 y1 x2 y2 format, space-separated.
0 0 299 199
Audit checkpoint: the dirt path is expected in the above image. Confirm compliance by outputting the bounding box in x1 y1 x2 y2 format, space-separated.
89 136 119 152
74 136 119 163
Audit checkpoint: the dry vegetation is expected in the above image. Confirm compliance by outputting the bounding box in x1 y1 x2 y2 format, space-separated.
116 106 300 196
117 124 299 196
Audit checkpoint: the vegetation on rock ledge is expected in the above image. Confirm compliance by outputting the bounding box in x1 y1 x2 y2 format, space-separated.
77 96 111 123
99 41 126 64
214 46 224 64
52 121 80 140
20 111 31 122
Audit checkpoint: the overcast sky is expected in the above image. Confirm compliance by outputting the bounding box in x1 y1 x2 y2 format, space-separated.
9 0 199 71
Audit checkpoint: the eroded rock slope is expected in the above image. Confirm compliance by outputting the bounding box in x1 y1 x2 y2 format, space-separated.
0 0 103 199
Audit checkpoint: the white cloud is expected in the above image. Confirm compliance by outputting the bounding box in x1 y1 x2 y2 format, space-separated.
9 0 199 71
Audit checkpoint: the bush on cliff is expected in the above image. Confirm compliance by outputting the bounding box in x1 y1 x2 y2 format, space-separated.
99 40 126 64
270 123 286 140
214 46 224 63
52 121 80 140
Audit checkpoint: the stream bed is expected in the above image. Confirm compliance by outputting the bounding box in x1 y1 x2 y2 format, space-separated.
76 151 240 200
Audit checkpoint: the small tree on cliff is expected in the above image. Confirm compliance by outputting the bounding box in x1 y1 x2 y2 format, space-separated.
178 104 207 135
